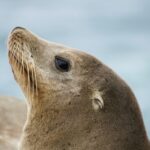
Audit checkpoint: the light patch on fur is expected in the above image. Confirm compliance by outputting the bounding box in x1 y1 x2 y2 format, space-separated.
92 91 104 111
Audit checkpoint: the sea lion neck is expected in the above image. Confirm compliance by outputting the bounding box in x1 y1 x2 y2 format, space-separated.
24 87 149 150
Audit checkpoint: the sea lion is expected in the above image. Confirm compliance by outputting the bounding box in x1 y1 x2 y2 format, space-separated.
8 27 150 150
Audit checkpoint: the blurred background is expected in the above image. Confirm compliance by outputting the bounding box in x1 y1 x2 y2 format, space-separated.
0 0 150 137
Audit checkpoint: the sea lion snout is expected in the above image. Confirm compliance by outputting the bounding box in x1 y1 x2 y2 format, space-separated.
11 26 26 33
8 27 41 62
8 28 34 63
8 27 39 101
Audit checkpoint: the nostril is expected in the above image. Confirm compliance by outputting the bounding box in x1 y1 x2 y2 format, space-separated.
11 26 25 33
31 54 33 58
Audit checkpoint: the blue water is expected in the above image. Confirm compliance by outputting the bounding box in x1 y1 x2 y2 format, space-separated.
0 0 150 137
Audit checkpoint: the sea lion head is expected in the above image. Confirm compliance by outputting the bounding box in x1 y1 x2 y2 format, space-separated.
8 27 106 111
8 27 149 150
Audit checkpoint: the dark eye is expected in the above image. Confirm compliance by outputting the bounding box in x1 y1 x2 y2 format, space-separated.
55 56 70 72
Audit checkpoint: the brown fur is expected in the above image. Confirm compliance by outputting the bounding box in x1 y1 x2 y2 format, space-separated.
8 27 149 150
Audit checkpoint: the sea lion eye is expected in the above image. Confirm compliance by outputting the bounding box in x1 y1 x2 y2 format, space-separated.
55 56 70 72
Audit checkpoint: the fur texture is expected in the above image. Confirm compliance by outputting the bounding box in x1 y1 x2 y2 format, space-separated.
8 27 149 150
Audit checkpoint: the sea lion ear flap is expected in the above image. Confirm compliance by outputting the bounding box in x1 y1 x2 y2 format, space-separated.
92 91 104 111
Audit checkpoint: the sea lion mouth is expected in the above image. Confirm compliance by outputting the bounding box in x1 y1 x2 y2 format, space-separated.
8 30 38 100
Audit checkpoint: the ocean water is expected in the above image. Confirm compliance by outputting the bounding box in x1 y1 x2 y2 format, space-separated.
0 0 150 137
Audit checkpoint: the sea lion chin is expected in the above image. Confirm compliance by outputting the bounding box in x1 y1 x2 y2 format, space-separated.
8 27 150 150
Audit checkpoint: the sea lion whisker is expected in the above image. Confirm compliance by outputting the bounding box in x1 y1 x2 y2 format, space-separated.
29 63 34 100
33 63 38 97
31 63 35 98
10 43 36 100
13 45 21 75
18 50 23 79
12 44 18 70
26 63 30 100
30 63 35 100
21 50 25 77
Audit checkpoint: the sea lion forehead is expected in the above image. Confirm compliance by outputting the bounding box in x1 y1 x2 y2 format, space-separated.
58 49 102 66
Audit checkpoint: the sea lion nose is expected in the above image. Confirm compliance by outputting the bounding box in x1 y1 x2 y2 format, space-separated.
11 26 25 33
